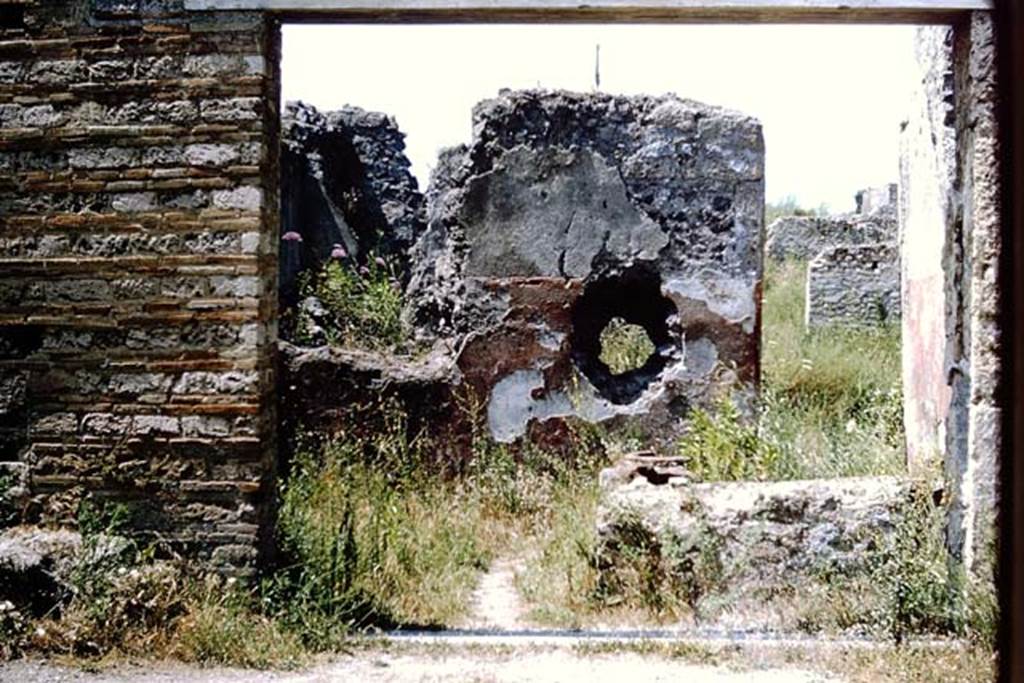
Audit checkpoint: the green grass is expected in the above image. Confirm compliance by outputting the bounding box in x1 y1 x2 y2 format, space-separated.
759 259 905 479
293 256 405 351
268 402 611 637
599 318 655 375
2 250 985 669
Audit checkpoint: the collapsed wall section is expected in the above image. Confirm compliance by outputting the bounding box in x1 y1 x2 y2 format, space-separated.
279 101 424 308
405 90 763 447
765 211 895 264
0 1 279 573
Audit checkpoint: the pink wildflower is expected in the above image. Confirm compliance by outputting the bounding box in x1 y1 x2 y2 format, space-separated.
281 231 303 242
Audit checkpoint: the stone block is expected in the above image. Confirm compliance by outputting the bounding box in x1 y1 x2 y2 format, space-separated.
211 186 261 211
132 415 181 436
185 143 241 168
200 98 261 123
598 462 916 629
30 413 79 436
81 413 132 437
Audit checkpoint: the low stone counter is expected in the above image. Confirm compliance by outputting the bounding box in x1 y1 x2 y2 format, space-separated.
596 462 923 631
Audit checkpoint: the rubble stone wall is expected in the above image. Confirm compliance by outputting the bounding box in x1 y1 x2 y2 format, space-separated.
279 101 424 307
0 1 279 573
765 212 895 263
406 90 764 447
805 243 901 328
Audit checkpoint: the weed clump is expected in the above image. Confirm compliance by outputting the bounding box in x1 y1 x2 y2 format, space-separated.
292 256 405 350
599 318 655 375
675 397 781 481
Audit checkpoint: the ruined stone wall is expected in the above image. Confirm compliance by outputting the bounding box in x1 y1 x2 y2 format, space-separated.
899 26 955 474
854 183 898 215
406 90 763 448
805 243 900 328
0 1 279 573
279 101 423 308
764 212 895 264
901 14 1000 585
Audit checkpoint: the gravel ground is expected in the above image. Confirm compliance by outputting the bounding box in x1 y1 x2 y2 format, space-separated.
0 650 838 683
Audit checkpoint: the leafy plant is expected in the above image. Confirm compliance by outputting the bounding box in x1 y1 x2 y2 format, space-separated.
675 397 781 481
599 318 655 375
294 255 405 350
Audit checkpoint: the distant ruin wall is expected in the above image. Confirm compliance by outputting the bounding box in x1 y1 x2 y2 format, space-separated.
805 243 900 328
0 1 279 573
765 212 895 263
855 183 898 215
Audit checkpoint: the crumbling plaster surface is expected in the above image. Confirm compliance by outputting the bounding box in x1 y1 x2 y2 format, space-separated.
406 90 763 445
901 15 1000 584
899 26 955 475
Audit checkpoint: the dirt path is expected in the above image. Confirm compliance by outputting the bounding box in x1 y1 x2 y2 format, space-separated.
0 651 839 683
460 557 529 630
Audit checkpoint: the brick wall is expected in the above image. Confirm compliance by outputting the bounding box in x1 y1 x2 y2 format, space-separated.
0 0 279 573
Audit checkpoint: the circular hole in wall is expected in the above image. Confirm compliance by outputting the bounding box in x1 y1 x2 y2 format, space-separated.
570 268 676 405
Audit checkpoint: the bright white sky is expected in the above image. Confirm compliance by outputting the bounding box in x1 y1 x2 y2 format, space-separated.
282 24 918 213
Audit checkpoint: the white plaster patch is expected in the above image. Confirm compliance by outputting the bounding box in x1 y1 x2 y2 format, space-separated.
663 273 757 333
487 369 575 443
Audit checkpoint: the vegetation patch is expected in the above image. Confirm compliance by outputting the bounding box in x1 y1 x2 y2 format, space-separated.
599 318 655 375
291 256 406 351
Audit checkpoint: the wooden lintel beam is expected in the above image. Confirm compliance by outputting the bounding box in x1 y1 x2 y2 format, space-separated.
184 0 989 24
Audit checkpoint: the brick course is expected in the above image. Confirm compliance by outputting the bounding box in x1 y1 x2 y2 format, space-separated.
0 0 278 573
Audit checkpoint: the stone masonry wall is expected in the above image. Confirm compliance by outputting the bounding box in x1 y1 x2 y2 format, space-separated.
805 243 900 328
952 12 1001 581
901 15 1001 587
899 26 954 474
765 211 895 264
0 1 279 573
